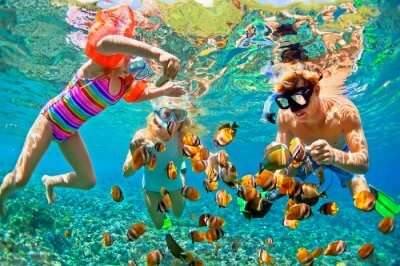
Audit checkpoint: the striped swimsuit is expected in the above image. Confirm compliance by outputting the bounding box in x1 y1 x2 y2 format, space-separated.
41 74 133 141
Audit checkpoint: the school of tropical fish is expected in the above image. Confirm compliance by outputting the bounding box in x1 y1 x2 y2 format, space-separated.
105 122 395 265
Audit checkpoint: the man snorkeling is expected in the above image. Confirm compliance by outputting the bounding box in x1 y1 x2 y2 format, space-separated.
262 69 376 211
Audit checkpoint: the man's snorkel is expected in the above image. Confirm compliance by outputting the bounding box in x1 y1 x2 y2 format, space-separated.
260 94 279 124
260 61 280 124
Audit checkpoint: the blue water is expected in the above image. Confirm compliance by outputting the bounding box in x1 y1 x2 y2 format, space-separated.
1 0 400 265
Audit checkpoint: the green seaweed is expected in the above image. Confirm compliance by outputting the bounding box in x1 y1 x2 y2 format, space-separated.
158 0 242 38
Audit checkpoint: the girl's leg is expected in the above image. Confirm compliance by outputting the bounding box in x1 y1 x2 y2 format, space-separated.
42 132 96 204
0 114 53 216
144 190 164 229
169 190 185 218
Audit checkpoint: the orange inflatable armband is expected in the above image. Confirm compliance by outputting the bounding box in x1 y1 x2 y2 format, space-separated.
85 4 136 69
124 79 147 102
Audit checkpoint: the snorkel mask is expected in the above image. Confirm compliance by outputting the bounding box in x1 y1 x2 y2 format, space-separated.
128 57 155 80
154 107 188 135
275 85 314 112
260 85 314 124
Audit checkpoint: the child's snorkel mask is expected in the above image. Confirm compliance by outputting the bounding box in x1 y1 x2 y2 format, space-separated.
154 107 188 135
128 57 155 80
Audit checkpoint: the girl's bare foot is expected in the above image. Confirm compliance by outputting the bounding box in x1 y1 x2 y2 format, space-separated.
42 175 56 204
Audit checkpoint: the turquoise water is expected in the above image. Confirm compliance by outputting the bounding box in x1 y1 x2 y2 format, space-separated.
1 0 400 265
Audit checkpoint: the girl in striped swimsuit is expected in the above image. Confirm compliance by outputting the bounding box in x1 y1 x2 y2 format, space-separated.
0 9 185 216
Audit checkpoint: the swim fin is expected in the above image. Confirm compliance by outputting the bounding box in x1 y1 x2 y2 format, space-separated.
162 215 172 230
237 191 269 212
370 185 400 218
237 197 246 212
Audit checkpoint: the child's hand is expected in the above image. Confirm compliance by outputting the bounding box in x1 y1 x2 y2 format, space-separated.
159 52 180 79
160 81 186 97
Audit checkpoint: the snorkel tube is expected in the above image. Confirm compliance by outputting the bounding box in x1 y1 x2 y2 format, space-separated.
260 94 279 124
260 60 280 124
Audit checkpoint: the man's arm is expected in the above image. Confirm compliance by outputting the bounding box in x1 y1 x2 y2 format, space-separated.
275 111 293 145
311 104 369 174
332 106 369 174
275 111 299 176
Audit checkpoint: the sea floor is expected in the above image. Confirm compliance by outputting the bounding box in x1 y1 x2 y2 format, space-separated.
0 175 399 266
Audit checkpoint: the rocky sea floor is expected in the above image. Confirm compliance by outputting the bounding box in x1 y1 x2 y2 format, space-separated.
0 176 399 266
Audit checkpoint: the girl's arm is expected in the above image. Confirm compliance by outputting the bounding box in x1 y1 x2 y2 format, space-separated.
96 35 180 78
133 81 187 102
123 129 147 177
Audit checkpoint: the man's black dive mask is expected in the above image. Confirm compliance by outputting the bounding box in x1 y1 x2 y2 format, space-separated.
260 86 314 124
274 85 314 112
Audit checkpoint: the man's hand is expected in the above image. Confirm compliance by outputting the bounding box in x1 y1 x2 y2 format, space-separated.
310 139 335 165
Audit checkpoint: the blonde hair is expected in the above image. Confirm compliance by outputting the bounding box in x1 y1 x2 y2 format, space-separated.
274 69 321 93
142 112 204 141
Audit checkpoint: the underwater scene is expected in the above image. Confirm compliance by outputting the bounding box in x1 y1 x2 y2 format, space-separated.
0 0 400 265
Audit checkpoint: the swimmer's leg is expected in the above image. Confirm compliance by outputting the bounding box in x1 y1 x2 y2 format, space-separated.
348 174 375 211
0 114 52 216
144 190 164 229
169 190 185 218
42 133 96 204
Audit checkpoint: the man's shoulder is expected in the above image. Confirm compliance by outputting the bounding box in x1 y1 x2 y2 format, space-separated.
325 95 358 112
324 96 361 128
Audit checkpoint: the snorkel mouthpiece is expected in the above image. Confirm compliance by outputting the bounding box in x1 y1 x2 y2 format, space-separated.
167 120 176 135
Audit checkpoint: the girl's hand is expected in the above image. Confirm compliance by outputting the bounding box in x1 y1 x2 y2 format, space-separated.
160 81 186 97
159 52 180 79
310 139 335 165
